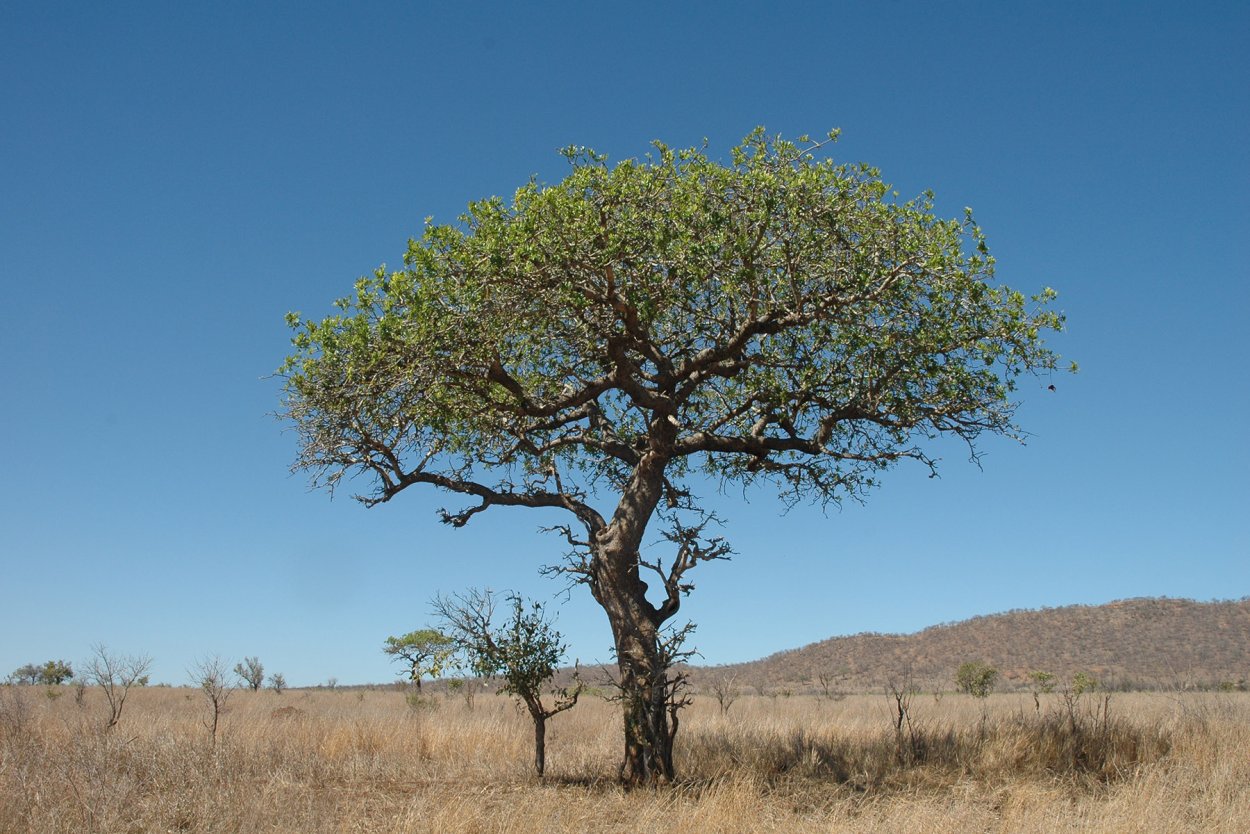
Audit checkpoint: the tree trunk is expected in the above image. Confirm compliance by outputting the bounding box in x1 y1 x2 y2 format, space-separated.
592 540 676 785
533 711 547 777
614 637 674 785
590 440 680 785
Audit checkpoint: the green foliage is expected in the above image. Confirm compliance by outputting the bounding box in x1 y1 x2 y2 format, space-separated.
10 661 73 686
383 629 455 688
234 657 265 692
1070 671 1099 696
1029 670 1056 694
268 672 287 694
490 599 569 703
435 589 580 776
280 128 1066 514
10 665 40 685
955 661 999 698
438 591 572 703
39 660 74 685
404 690 439 711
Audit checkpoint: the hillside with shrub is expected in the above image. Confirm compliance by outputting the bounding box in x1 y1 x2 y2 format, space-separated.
699 597 1250 693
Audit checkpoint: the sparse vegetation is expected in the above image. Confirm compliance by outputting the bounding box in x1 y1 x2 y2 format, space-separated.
2 687 1246 832
1028 670 1056 712
715 598 1250 693
81 644 152 729
817 668 848 701
9 660 73 686
0 685 32 746
268 672 287 694
709 674 740 715
190 656 233 747
234 656 265 692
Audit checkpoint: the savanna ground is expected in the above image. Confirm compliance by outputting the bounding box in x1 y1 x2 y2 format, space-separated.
2 683 1246 833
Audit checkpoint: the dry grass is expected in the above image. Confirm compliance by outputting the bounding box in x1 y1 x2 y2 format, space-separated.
1 684 1247 832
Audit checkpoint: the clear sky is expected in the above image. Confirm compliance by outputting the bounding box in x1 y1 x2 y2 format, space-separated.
2 1 1247 688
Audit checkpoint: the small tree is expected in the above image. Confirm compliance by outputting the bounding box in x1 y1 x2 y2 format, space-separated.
83 644 152 729
38 660 74 685
435 589 582 777
955 661 998 698
234 656 265 692
383 629 455 691
1028 670 1056 713
268 672 287 694
10 664 40 685
817 669 849 701
446 678 478 709
1058 671 1103 736
190 656 233 747
886 673 921 763
709 674 739 715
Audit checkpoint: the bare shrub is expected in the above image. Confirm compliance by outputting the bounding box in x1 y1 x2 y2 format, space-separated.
709 675 740 716
82 645 152 729
817 669 848 701
190 656 234 747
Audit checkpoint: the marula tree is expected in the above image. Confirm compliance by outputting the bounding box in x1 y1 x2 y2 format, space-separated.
281 129 1066 783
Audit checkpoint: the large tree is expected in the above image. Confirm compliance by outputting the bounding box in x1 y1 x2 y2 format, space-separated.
280 129 1066 783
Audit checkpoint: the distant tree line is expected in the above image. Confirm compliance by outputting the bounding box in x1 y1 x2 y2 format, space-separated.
8 660 74 685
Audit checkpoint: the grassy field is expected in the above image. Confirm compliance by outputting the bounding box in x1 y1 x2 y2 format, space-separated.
2 684 1247 833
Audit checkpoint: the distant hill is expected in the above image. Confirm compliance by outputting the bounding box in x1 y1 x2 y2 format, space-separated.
697 597 1250 693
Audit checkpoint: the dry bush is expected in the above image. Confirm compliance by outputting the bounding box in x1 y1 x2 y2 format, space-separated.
0 686 1246 833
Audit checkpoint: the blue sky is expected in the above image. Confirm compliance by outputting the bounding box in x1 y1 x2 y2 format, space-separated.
2 2 1246 687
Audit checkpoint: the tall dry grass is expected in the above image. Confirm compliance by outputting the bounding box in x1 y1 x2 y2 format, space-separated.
1 683 1246 832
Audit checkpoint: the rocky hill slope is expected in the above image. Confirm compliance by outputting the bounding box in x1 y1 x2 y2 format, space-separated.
697 597 1250 693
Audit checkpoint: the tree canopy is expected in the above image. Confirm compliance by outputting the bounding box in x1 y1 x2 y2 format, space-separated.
234 656 265 692
382 629 455 690
284 129 1064 530
9 660 73 685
